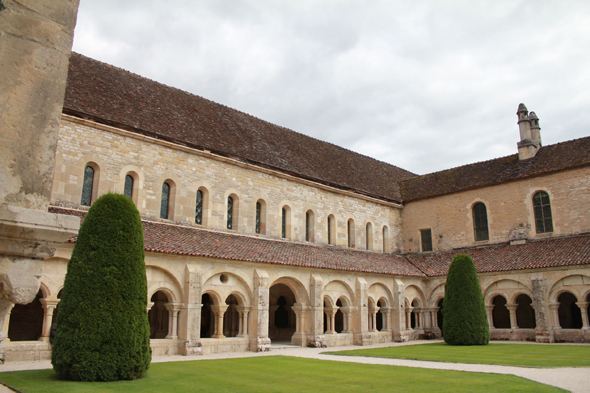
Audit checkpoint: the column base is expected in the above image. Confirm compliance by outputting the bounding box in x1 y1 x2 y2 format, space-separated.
535 330 554 343
182 339 203 356
306 335 326 348
250 337 271 352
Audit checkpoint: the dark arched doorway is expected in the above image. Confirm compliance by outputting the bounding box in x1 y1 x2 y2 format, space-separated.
223 295 240 337
492 295 510 328
269 283 296 342
558 292 582 329
148 291 169 338
201 293 214 338
437 298 444 336
376 300 384 331
8 289 43 341
515 294 536 329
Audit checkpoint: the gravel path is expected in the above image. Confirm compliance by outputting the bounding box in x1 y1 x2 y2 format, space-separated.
1 340 588 393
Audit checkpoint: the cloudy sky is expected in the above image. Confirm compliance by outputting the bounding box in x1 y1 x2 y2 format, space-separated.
72 1 590 175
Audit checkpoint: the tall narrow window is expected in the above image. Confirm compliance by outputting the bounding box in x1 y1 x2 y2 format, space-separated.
347 219 355 248
306 211 310 241
473 202 489 241
533 191 553 233
160 182 170 219
366 223 373 250
195 190 203 224
327 216 334 245
256 201 261 234
124 174 134 199
421 229 433 252
383 225 390 253
282 207 287 238
80 166 94 206
227 196 233 229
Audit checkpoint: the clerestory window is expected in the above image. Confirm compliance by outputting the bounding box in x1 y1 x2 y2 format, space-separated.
473 202 489 241
533 191 553 233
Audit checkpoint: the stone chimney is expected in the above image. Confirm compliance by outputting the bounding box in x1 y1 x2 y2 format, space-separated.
517 103 542 160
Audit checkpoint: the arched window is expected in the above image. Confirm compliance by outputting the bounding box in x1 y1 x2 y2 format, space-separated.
366 222 373 250
492 295 510 328
327 215 335 245
80 165 95 206
382 225 390 253
306 210 315 242
473 202 489 241
195 189 203 225
256 202 262 234
227 196 234 230
347 219 355 248
281 205 291 239
160 182 170 219
124 174 134 199
533 191 553 233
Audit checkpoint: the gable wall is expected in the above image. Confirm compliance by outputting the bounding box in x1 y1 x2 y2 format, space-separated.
401 165 590 252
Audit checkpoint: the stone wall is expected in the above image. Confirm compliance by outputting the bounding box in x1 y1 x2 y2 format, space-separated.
402 166 590 252
52 116 404 252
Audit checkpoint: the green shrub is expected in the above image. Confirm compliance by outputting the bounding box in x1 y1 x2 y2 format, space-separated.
442 254 489 345
52 193 151 381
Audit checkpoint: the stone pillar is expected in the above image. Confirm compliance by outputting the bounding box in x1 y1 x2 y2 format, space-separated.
549 303 561 329
165 303 182 339
354 278 371 345
485 305 494 328
576 302 589 330
0 303 14 344
291 304 308 346
250 269 271 351
405 307 413 330
211 305 227 338
506 303 518 329
0 0 82 363
179 264 202 355
236 307 250 337
381 307 390 331
330 307 338 333
308 274 326 347
531 277 553 343
39 299 59 342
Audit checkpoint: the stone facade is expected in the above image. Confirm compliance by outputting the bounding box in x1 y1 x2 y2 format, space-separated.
402 166 590 252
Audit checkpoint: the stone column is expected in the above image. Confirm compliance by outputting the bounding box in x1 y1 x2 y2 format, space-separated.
250 269 271 351
576 302 589 330
308 274 326 347
405 307 413 330
330 307 338 333
180 264 202 355
0 0 82 364
0 303 14 344
381 307 390 331
236 306 250 337
211 305 227 339
291 304 308 346
39 299 59 342
549 303 561 330
506 303 519 329
392 279 407 342
486 305 494 328
165 303 182 339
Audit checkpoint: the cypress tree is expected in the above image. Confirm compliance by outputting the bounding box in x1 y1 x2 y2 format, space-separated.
442 254 490 345
52 193 151 381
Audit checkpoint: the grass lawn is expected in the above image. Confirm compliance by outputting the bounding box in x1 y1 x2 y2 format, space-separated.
0 356 565 393
329 342 590 367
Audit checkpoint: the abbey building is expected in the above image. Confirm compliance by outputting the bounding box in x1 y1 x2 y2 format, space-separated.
3 53 589 361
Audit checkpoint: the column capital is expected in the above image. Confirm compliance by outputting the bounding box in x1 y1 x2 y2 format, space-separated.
40 299 59 309
165 302 183 313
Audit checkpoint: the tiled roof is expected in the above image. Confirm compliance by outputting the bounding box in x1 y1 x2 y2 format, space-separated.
49 207 424 277
406 233 590 277
63 53 415 203
400 136 590 202
49 207 590 278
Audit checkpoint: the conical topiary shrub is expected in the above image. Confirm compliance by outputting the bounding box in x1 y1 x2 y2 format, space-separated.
52 193 151 381
442 254 489 345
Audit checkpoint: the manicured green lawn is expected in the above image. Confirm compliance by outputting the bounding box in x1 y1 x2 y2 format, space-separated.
329 342 590 367
0 356 565 393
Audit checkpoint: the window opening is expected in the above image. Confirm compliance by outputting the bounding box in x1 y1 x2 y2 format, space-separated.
195 190 203 224
305 211 310 241
255 201 261 234
124 174 134 199
227 196 233 229
327 217 332 245
421 229 433 252
160 182 170 219
533 191 553 233
473 202 489 241
81 166 94 206
282 207 286 238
